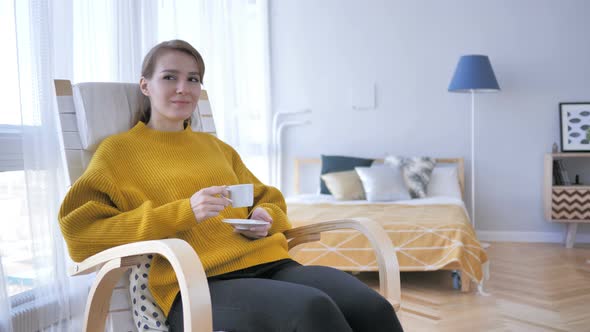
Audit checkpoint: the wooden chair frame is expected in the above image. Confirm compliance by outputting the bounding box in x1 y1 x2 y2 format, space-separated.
70 218 400 332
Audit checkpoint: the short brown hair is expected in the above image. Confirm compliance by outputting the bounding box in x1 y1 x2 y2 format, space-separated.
137 40 205 125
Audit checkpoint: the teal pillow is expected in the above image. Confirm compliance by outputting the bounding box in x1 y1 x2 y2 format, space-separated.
320 155 374 194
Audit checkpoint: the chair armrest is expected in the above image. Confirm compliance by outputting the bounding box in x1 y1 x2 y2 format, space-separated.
284 218 401 311
72 239 212 332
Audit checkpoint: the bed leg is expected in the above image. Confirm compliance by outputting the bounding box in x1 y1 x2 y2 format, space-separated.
451 270 460 289
460 272 471 292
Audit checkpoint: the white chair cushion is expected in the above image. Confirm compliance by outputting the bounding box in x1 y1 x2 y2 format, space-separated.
73 82 208 152
73 82 143 152
69 81 219 331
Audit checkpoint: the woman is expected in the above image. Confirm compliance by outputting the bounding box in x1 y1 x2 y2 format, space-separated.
58 39 403 332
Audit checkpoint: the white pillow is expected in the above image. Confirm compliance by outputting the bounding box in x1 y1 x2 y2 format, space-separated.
426 165 462 199
355 165 411 202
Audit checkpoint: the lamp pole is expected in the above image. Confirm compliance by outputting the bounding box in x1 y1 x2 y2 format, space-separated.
448 54 500 231
471 90 476 229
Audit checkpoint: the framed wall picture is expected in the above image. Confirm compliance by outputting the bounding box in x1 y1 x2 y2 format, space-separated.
560 102 590 152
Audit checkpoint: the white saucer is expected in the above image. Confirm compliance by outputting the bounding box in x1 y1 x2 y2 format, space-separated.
223 218 269 230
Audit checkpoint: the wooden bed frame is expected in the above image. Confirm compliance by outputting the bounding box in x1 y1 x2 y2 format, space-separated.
291 157 473 292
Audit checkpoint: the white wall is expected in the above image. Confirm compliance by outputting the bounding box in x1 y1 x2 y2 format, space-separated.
269 0 590 238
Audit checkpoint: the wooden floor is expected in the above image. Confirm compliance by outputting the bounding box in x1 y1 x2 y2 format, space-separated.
358 242 590 332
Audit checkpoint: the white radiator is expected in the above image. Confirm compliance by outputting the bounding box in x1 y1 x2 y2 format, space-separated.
10 272 135 332
11 293 60 331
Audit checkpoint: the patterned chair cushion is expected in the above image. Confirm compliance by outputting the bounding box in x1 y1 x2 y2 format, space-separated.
129 256 229 332
129 255 169 331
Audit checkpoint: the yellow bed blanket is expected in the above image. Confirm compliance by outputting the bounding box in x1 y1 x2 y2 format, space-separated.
287 203 488 283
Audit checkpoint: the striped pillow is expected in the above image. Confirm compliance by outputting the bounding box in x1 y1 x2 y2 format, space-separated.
385 156 436 198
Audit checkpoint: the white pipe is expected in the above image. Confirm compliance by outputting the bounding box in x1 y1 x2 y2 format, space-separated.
276 120 311 190
271 109 311 186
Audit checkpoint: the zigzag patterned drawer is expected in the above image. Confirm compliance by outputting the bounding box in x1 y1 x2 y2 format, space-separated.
552 188 590 220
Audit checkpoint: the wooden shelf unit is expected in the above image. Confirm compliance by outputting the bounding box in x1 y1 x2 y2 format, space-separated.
552 153 590 158
544 153 590 248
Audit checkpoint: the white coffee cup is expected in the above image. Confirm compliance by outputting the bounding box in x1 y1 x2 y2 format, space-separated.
226 184 254 208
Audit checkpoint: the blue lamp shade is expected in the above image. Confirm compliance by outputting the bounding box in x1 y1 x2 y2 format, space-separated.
448 55 500 93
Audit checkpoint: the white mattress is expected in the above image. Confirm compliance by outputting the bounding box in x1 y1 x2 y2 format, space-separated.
286 194 471 225
286 194 466 208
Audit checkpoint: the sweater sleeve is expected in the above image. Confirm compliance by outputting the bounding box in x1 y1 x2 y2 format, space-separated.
58 171 198 262
220 142 292 235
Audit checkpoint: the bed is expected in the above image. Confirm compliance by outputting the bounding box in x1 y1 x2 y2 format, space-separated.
286 157 489 292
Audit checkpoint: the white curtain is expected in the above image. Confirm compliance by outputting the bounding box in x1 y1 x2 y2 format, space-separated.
0 0 89 331
0 256 13 331
70 0 158 83
0 0 272 330
62 0 273 183
196 0 273 184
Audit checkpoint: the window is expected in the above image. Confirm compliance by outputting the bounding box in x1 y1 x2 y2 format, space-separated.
0 171 32 296
0 0 20 127
0 0 33 297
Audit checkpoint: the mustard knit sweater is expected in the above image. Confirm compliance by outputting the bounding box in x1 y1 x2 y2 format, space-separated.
58 122 292 315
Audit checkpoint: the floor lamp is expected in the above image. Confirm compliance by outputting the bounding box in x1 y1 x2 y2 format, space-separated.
448 55 500 230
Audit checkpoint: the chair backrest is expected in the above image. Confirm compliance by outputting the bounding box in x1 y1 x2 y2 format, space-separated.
54 79 217 185
54 79 217 331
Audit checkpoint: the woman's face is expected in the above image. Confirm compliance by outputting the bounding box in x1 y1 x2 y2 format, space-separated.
140 50 202 131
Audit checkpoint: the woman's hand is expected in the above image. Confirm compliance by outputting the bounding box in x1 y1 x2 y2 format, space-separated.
234 207 273 239
190 186 231 223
